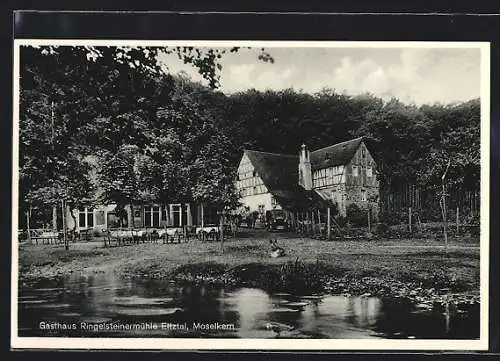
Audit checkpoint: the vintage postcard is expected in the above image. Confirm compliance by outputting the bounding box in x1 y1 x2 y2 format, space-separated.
11 40 490 350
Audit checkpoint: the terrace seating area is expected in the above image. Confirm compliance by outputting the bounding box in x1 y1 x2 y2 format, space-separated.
102 224 239 247
22 228 90 245
19 223 239 249
103 227 188 247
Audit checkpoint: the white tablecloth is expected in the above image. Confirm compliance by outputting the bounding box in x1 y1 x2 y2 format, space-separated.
195 226 219 234
40 231 59 238
110 230 134 238
157 228 182 237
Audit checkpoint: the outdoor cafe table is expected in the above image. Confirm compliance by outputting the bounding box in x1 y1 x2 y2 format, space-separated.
30 231 60 244
109 230 134 238
157 228 182 238
195 226 221 241
109 229 148 237
156 228 183 243
195 226 219 234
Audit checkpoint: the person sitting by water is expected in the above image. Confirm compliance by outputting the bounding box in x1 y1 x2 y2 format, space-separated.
269 239 285 258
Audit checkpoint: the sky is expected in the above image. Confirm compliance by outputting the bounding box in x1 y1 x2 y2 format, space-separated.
157 46 482 105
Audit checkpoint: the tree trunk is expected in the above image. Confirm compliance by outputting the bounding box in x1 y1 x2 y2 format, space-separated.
456 207 460 234
70 208 78 232
367 207 371 233
201 203 205 242
62 199 68 250
128 204 134 229
232 216 237 237
441 160 451 254
220 213 224 254
52 205 58 231
441 194 448 253
26 209 31 242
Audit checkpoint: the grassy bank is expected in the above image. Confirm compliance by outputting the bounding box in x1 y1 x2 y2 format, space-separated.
18 230 480 298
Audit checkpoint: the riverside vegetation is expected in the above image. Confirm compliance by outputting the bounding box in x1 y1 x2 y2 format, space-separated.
19 229 480 314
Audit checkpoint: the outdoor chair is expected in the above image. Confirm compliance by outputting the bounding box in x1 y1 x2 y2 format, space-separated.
207 229 219 242
80 228 93 242
30 230 59 245
197 230 208 242
160 228 184 244
148 230 160 244
132 229 147 244
104 229 131 247
183 225 197 242
103 230 116 247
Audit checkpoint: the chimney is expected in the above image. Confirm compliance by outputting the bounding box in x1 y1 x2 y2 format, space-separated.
298 144 312 190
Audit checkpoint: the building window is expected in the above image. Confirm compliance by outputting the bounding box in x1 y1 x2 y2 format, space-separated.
367 166 373 177
313 168 329 187
144 206 161 227
271 196 277 207
352 166 358 177
237 163 266 198
361 189 367 201
107 212 127 229
161 207 168 222
172 205 182 227
78 207 93 228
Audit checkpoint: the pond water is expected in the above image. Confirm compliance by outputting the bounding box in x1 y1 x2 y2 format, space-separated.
18 273 479 339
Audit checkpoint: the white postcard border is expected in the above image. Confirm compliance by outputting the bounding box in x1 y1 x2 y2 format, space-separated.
11 39 491 351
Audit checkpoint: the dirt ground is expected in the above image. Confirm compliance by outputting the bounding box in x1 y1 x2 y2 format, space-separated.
18 229 480 293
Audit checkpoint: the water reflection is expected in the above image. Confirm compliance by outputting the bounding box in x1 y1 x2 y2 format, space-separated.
18 272 479 339
233 288 269 331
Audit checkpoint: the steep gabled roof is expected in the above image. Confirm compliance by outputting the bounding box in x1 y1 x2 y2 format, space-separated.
244 150 299 190
310 137 364 170
243 150 328 210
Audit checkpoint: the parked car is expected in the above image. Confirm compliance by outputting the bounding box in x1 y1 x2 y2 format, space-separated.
266 210 289 232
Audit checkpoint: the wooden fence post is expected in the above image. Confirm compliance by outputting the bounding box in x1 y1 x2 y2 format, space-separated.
317 209 321 234
408 207 412 233
367 207 371 233
327 207 331 240
220 213 224 254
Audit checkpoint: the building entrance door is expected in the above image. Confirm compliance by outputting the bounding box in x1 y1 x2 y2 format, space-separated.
172 205 182 227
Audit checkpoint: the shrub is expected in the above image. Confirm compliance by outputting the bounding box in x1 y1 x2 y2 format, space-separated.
276 259 334 294
376 222 389 234
346 204 367 227
335 216 348 227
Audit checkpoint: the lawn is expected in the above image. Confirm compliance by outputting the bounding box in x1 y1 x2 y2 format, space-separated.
18 229 480 295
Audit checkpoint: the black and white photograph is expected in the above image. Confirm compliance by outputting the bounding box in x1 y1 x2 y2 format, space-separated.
11 40 489 350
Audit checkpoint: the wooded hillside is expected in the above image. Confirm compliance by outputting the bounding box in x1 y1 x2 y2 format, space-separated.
18 46 480 227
